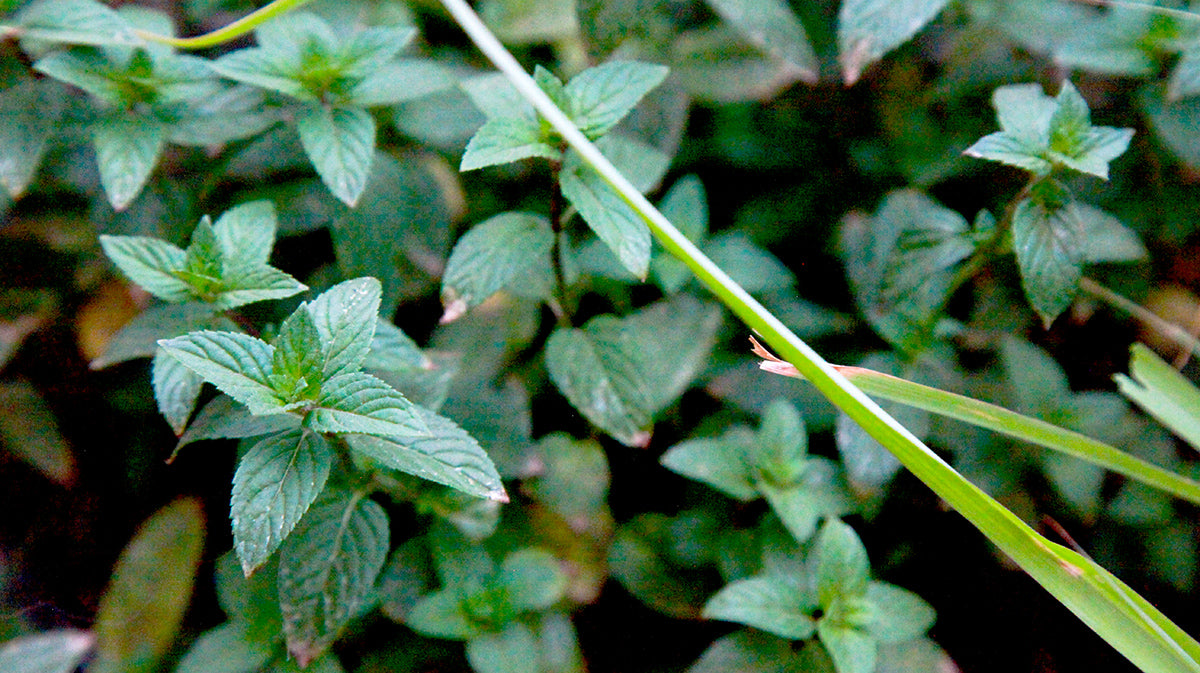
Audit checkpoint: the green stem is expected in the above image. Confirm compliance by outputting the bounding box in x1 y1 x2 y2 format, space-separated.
133 0 314 49
437 1 1200 669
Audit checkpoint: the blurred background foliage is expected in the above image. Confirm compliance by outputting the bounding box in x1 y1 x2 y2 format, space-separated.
4 0 1200 672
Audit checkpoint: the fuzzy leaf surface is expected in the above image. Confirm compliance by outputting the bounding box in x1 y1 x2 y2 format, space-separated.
305 372 428 438
157 331 283 415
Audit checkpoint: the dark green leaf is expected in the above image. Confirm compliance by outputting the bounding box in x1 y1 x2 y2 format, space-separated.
838 0 952 84
564 61 669 139
278 489 390 666
1010 186 1083 326
306 371 428 438
704 0 818 81
152 349 204 435
232 428 334 575
524 433 610 526
0 79 63 197
93 303 221 368
157 331 284 415
0 630 94 673
214 551 283 638
440 212 554 322
651 175 709 293
687 630 813 673
305 277 382 379
465 623 539 673
705 232 795 295
607 514 710 619
93 113 167 211
91 499 205 673
703 576 817 639
174 396 300 457
296 104 375 207
345 407 507 502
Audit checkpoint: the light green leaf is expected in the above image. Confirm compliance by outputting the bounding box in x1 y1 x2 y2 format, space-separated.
209 48 311 100
1170 51 1200 101
152 349 204 435
93 113 167 211
306 371 428 438
349 59 456 108
864 582 935 643
1010 186 1083 327
546 295 721 445
816 519 870 606
14 0 138 46
818 622 876 673
91 499 204 673
500 548 568 612
460 115 558 171
838 0 952 84
306 277 382 380
270 306 325 403
407 589 479 639
278 489 389 666
1117 344 1200 453
703 576 817 640
213 200 277 268
760 470 852 544
962 131 1053 175
0 630 94 673
564 61 669 139
173 621 276 673
157 331 284 415
704 0 818 80
231 428 334 576
465 623 539 673
441 212 554 322
98 236 190 303
296 104 376 207
1048 82 1134 180
661 430 758 500
0 79 63 197
560 135 669 277
214 265 308 311
345 407 507 502
1075 203 1146 263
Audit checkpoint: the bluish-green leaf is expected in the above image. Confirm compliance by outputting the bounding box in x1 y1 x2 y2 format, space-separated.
815 519 870 606
500 548 568 612
564 61 669 139
0 631 94 673
345 407 507 502
214 265 308 311
152 349 204 435
296 104 376 207
0 79 63 197
661 429 758 500
232 428 334 576
158 331 284 415
407 589 480 639
306 371 428 438
93 303 223 369
460 116 558 171
838 0 952 84
703 576 817 639
817 622 876 673
173 622 276 673
93 113 167 211
864 582 935 643
366 319 430 372
963 131 1052 175
1010 189 1083 327
306 277 382 379
760 468 852 544
349 59 456 108
14 0 138 46
465 623 539 673
441 212 554 322
91 499 204 673
209 48 311 100
174 395 300 457
213 200 278 268
99 236 192 303
1170 51 1200 101
278 489 389 666
704 0 818 81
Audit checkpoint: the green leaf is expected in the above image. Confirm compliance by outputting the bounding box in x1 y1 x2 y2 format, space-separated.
0 383 75 486
1170 51 1200 101
93 303 221 368
158 331 284 415
213 200 278 268
93 113 168 211
296 104 376 207
524 433 610 524
838 0 952 84
704 0 818 81
209 48 310 100
465 623 539 673
441 212 554 322
1075 203 1146 263
0 79 63 198
306 371 428 438
564 61 669 139
214 551 283 639
687 630 812 673
349 59 456 107
817 622 876 673
270 306 325 403
152 349 204 435
499 548 568 611
0 631 94 673
560 135 669 278
407 589 480 639
99 236 191 302
864 582 935 643
174 396 300 457
278 489 390 666
546 295 721 445
173 621 276 673
608 514 710 619
214 265 308 311
1047 82 1134 180
366 319 431 372
231 428 334 576
815 520 869 606
13 0 138 46
1010 184 1083 326
305 277 384 379
760 468 852 544
460 115 558 171
1117 344 1200 453
661 429 758 500
703 576 817 639
345 407 507 501
704 232 795 295
91 499 204 673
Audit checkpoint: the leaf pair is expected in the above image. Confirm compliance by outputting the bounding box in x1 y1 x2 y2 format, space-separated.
704 519 935 673
662 399 853 542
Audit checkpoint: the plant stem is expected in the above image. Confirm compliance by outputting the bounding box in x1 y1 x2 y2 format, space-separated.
133 0 314 49
547 158 572 327
1080 277 1200 363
